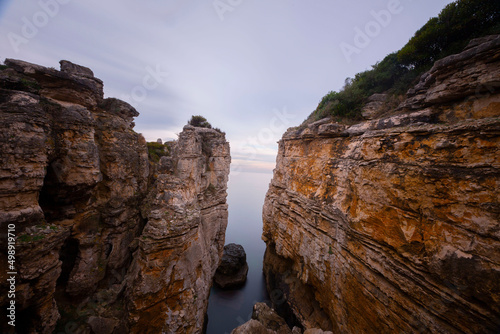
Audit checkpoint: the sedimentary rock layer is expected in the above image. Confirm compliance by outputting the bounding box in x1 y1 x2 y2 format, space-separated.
0 59 230 333
262 36 500 333
126 125 231 333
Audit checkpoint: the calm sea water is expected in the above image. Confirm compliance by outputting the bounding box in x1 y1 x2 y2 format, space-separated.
206 171 273 334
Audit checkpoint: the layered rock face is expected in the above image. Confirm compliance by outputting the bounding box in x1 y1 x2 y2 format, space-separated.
0 59 230 333
126 125 230 333
262 36 500 333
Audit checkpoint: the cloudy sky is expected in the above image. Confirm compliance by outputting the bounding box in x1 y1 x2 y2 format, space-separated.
0 0 455 173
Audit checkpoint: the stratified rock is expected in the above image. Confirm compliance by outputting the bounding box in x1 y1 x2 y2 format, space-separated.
5 58 104 108
0 59 231 334
361 93 388 120
125 126 231 333
399 34 500 111
262 36 500 334
60 60 95 78
99 97 139 128
0 59 142 334
214 243 249 288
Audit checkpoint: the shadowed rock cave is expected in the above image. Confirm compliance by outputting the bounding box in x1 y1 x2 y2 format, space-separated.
57 237 80 288
38 162 78 222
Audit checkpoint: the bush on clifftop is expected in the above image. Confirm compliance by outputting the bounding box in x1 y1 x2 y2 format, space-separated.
188 115 212 128
308 0 500 123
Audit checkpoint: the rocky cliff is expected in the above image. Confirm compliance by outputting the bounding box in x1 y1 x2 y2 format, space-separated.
126 125 230 333
262 35 500 333
0 59 230 333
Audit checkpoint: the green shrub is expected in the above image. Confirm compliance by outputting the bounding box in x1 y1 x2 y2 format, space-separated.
20 78 41 91
398 0 500 70
188 115 212 128
19 234 45 242
311 53 412 122
309 0 500 123
147 142 170 162
213 127 224 134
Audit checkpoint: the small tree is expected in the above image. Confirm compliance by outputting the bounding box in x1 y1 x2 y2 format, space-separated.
188 115 212 128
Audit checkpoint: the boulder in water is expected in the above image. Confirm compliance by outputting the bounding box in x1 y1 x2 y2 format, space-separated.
214 243 249 289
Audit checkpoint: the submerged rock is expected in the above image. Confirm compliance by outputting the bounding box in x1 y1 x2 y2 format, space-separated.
214 243 249 289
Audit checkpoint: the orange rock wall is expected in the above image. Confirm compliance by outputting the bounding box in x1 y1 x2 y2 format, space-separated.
263 36 500 334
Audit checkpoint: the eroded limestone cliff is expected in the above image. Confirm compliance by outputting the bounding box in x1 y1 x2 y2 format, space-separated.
0 59 230 333
126 126 230 333
263 36 500 333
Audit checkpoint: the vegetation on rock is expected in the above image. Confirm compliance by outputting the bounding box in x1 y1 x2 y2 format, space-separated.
307 0 500 124
398 0 500 69
188 115 212 128
146 141 170 162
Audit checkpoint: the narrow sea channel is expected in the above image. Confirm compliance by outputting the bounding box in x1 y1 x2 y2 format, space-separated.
206 171 273 334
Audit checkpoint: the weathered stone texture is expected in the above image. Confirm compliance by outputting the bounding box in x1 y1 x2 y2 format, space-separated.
400 35 500 111
214 243 249 289
263 36 500 333
0 59 230 334
231 302 332 334
126 125 231 333
361 93 388 120
0 59 149 334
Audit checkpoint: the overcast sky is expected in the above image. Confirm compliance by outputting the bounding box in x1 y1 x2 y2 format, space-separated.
0 0 455 173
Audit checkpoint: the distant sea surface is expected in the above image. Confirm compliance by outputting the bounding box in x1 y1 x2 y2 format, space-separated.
206 171 273 334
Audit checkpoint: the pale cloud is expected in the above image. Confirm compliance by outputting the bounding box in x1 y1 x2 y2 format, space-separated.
0 0 456 173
